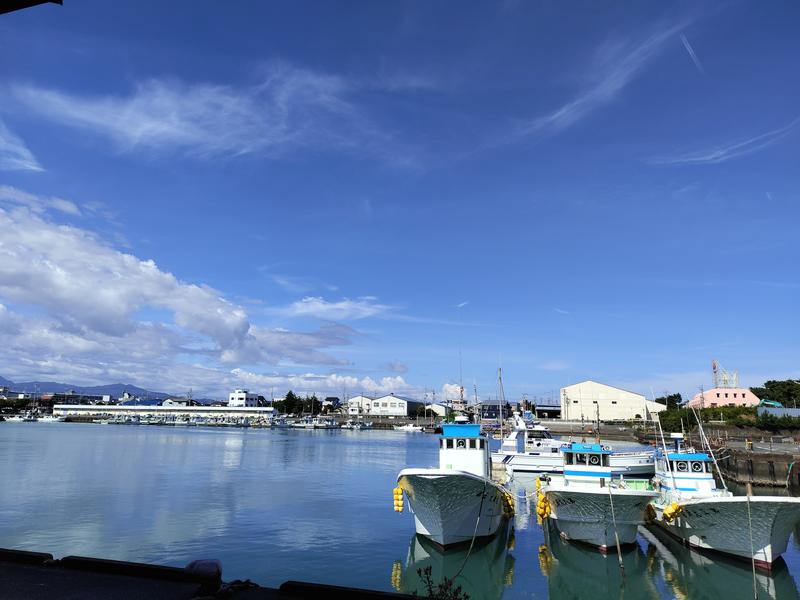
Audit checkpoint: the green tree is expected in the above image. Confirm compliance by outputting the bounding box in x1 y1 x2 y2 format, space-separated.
751 380 800 407
654 393 682 410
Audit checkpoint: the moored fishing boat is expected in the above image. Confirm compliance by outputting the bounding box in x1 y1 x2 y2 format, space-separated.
394 423 423 432
649 432 800 570
540 442 658 550
396 423 515 547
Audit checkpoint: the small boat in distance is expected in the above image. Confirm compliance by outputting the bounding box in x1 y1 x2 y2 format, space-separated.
396 423 514 546
394 423 423 432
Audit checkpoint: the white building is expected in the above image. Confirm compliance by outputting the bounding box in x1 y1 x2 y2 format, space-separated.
228 389 258 408
346 395 375 415
369 394 424 417
560 380 665 421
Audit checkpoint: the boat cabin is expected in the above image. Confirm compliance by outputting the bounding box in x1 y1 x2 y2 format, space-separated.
655 434 716 494
439 424 490 477
561 442 612 486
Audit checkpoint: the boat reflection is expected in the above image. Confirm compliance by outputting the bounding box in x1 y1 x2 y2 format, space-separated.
539 519 799 600
393 520 516 600
640 526 799 600
541 520 658 599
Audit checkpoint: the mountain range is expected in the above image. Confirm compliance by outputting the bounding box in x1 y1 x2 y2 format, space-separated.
0 376 171 400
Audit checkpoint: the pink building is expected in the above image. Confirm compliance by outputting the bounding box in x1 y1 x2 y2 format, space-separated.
685 387 760 409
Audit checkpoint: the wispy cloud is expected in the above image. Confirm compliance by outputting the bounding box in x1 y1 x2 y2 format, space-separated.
537 360 570 371
0 119 42 172
553 307 570 315
278 296 395 321
680 34 705 75
517 21 685 138
649 117 800 165
455 300 469 308
10 61 414 167
270 274 338 294
0 185 80 215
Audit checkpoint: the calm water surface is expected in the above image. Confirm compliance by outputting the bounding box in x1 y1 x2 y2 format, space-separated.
1 423 799 599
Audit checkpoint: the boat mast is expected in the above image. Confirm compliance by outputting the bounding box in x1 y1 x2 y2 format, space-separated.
497 367 505 439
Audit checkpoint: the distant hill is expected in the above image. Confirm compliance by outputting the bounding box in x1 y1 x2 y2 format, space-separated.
0 377 171 400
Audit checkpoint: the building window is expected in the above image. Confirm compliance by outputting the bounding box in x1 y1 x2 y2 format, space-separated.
382 402 388 407
733 393 737 398
390 402 397 407
611 401 617 404
592 400 597 404
716 393 720 398
725 393 728 398
573 401 578 404
373 402 379 407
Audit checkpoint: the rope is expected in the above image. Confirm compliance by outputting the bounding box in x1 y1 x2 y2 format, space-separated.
607 481 625 578
745 491 759 600
452 476 489 581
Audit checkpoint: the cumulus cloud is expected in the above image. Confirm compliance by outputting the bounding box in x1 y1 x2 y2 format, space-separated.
230 368 415 397
441 382 465 401
279 296 394 320
0 119 42 172
0 190 356 391
10 61 414 167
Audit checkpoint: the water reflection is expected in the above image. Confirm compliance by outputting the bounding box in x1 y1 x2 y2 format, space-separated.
640 526 799 600
539 519 799 600
395 520 516 600
541 521 658 599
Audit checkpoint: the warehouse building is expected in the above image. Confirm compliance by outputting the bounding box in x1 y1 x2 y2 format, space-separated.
560 380 665 421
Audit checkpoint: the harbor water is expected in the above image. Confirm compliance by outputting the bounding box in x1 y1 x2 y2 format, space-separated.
1 423 799 599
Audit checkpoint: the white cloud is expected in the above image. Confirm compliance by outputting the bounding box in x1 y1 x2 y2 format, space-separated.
0 119 43 172
10 61 412 166
0 185 80 215
0 191 355 388
279 296 394 321
680 34 705 76
518 22 685 138
441 382 464 401
230 368 415 397
648 117 800 166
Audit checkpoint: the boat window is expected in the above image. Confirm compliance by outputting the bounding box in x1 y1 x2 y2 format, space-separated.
588 454 601 466
602 454 610 467
564 453 573 465
439 439 444 448
456 439 466 449
469 439 476 449
575 453 587 465
675 461 689 472
446 439 453 449
478 439 485 449
706 462 713 473
691 461 703 473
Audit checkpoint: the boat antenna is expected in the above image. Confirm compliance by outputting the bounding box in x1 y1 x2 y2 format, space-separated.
496 367 506 439
655 413 678 493
690 406 728 492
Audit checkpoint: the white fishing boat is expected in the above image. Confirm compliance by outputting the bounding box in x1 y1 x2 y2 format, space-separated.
540 442 658 550
492 415 655 478
396 424 515 547
37 414 61 423
4 414 24 422
271 417 293 429
650 431 800 570
394 423 424 432
341 419 368 430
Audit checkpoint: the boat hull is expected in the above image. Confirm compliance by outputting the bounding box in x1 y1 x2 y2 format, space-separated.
398 469 508 547
545 487 657 549
651 496 800 569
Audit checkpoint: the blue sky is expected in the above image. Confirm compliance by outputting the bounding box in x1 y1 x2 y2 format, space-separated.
0 1 798 402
